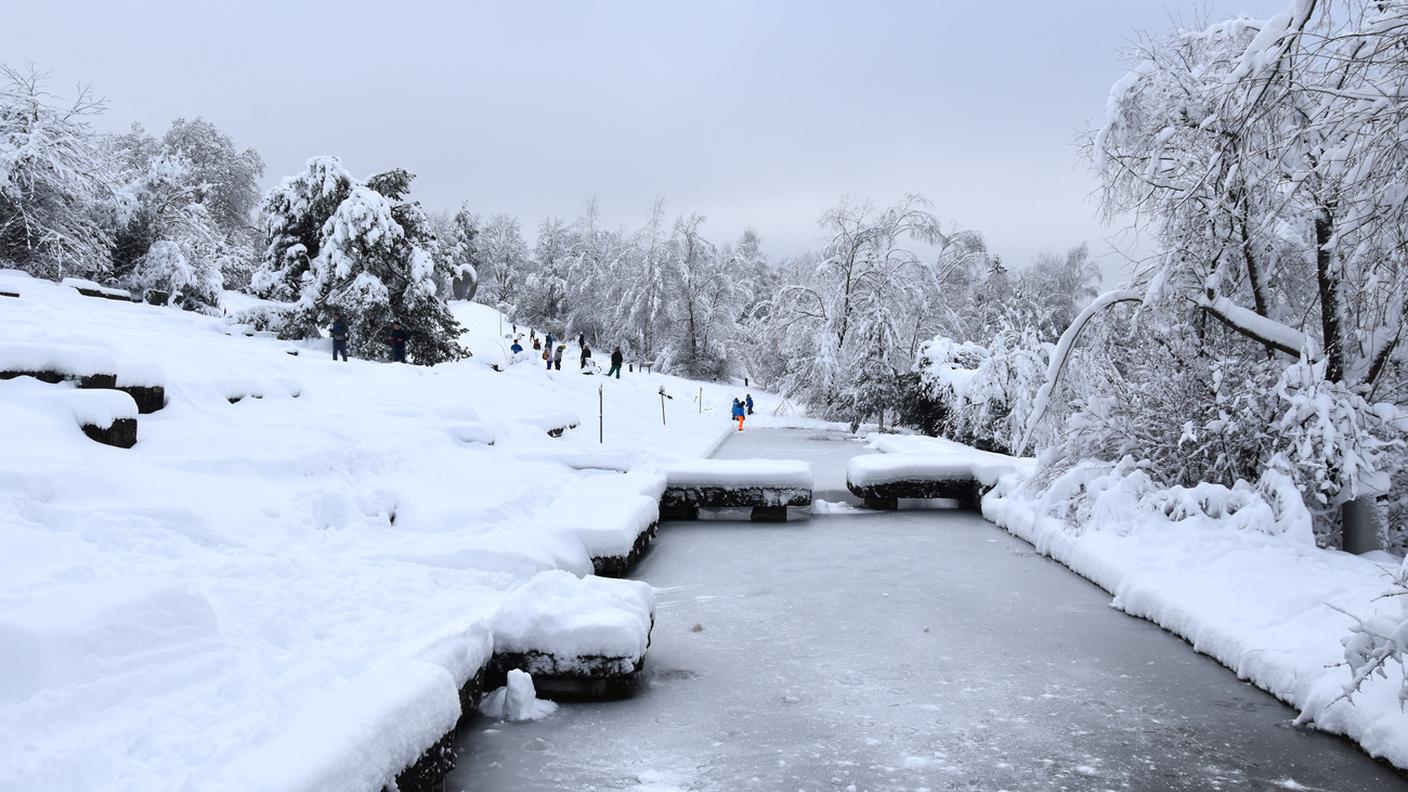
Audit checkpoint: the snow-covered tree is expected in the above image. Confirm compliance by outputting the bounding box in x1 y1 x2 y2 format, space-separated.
0 64 113 279
253 157 464 364
475 213 528 309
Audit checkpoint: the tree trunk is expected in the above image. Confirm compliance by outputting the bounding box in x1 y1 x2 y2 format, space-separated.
1316 206 1381 553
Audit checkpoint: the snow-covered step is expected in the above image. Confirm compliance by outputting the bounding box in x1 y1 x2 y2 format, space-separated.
846 453 983 510
512 409 580 438
114 364 167 414
489 570 655 700
0 342 119 389
660 458 813 521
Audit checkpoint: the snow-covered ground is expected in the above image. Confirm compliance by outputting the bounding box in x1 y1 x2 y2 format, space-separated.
867 434 1408 771
0 270 777 792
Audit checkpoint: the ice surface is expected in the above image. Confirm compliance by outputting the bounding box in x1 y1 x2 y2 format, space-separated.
662 458 812 489
454 429 1407 792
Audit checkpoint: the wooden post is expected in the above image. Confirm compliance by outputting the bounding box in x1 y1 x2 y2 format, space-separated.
698 387 703 413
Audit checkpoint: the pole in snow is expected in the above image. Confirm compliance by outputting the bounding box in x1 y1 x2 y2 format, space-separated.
698 387 703 413
658 386 671 426
598 384 604 444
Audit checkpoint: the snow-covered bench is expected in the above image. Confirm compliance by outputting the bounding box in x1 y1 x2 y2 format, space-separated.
489 571 655 700
846 454 983 510
660 459 813 522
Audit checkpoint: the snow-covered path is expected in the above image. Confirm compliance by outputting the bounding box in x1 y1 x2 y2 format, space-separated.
450 429 1408 791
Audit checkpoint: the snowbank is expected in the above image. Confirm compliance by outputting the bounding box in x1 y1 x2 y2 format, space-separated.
492 570 656 674
982 463 1408 770
662 458 813 490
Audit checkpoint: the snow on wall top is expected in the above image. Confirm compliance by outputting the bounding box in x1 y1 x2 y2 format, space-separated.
492 570 655 661
662 458 813 490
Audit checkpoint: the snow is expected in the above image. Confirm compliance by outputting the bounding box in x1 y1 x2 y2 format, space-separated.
61 276 133 300
1 376 137 426
982 461 1408 770
662 458 813 490
492 570 655 672
479 670 559 721
539 475 660 561
849 453 985 487
0 340 117 377
0 277 779 791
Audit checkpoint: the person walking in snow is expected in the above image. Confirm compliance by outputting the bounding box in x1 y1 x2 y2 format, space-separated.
745 393 754 415
330 312 349 362
532 337 542 352
578 332 586 348
388 321 410 363
553 344 565 370
732 398 746 431
580 343 592 370
607 346 623 379
510 339 524 355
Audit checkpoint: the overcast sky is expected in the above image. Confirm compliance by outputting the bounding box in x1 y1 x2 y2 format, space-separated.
6 1 1288 281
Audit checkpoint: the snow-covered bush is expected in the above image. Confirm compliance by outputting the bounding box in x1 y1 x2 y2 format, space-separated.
1330 558 1408 715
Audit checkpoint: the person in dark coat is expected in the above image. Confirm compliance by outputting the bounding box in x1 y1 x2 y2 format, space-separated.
607 346 623 379
510 339 523 354
745 393 754 415
330 312 349 362
580 343 592 370
578 332 586 348
388 321 410 363
553 344 565 370
731 398 746 431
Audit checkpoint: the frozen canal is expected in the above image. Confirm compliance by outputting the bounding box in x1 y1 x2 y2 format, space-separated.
451 428 1408 791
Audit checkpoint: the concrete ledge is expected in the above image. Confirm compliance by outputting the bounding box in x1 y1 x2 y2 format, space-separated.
81 417 137 448
392 667 488 792
486 649 647 702
848 479 982 510
590 520 659 577
661 485 812 520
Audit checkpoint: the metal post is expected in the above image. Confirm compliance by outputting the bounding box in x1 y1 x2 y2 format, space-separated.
698 387 703 413
598 384 604 444
660 391 667 426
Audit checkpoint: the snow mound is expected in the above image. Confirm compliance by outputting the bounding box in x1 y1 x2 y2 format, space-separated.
449 422 498 445
478 669 559 721
493 570 655 667
0 342 116 378
1 377 137 426
662 458 813 489
541 483 659 561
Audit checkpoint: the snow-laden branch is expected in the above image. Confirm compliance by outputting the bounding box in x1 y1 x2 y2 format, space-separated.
1017 289 1142 456
1196 289 1313 360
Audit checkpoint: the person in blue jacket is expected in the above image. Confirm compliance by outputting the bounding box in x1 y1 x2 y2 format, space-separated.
745 393 754 415
329 312 349 362
731 398 746 431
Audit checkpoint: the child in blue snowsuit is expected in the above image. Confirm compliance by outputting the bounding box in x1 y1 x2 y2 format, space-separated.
731 399 746 431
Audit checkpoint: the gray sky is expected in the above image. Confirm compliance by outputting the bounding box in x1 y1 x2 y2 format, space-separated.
6 1 1288 281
